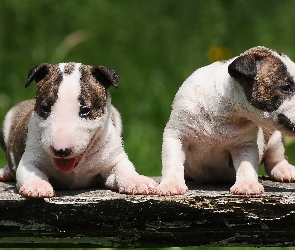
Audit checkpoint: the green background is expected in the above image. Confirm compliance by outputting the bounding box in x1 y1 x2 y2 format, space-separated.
1 0 295 177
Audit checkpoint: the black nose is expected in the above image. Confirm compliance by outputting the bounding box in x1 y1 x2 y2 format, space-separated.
52 148 72 157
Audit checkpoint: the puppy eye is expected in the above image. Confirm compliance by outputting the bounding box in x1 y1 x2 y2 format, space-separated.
80 106 92 118
280 82 293 94
41 104 51 114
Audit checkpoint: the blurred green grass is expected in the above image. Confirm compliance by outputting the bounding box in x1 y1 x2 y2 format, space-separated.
1 0 295 178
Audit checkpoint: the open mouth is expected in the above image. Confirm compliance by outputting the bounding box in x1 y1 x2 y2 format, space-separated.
53 156 82 173
277 113 295 133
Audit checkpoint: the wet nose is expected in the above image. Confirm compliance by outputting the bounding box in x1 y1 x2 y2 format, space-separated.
52 147 72 157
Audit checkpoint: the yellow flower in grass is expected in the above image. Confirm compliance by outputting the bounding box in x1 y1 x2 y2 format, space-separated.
207 46 232 62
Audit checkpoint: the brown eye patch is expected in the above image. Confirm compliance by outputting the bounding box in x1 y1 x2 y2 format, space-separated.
79 65 108 119
230 47 295 112
34 65 63 119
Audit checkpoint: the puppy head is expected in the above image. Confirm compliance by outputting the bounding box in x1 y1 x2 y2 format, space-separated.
26 63 118 173
228 46 295 135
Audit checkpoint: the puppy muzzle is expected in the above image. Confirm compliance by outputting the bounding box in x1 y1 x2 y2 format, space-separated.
52 147 72 157
51 147 81 173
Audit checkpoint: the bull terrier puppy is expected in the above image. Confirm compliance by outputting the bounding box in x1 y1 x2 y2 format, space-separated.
156 46 295 195
0 63 156 198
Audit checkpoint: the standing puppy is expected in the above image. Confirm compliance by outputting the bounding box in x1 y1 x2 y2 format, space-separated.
156 46 295 195
0 63 156 198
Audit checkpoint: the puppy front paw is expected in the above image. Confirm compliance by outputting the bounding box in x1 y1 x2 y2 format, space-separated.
118 175 157 195
230 181 264 195
269 161 295 182
19 180 54 198
154 180 188 196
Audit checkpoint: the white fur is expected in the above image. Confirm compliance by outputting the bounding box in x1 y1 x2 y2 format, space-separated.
156 52 295 195
51 63 81 151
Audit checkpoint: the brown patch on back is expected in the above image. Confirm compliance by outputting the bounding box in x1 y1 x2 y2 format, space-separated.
79 65 108 119
4 100 35 175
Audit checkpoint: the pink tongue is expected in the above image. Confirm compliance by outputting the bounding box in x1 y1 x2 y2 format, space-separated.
53 158 77 173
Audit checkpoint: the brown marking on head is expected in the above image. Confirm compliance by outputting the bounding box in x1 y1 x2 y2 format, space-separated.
79 65 107 119
63 63 75 75
26 64 63 119
91 65 118 89
25 63 119 120
228 46 295 112
78 64 119 119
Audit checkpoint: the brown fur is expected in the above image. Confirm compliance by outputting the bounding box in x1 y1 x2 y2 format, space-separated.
34 65 63 119
243 47 294 112
63 63 75 75
79 64 108 119
2 100 35 175
31 63 112 120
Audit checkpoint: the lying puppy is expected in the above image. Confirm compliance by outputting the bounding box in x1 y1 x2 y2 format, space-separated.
156 46 295 195
0 63 156 198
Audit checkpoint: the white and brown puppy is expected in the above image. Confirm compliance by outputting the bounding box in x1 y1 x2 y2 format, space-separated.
156 46 295 195
0 63 156 198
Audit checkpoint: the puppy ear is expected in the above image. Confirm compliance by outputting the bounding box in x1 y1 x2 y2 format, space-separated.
25 63 49 88
92 66 118 89
228 55 257 80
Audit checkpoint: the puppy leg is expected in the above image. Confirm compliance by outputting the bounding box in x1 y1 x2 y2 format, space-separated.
154 134 188 195
0 165 14 181
16 162 54 198
105 158 157 195
230 143 264 195
264 131 295 182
